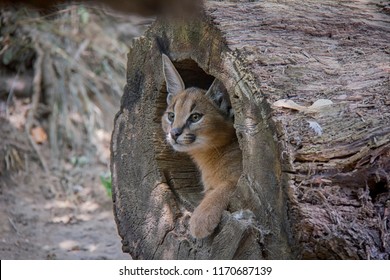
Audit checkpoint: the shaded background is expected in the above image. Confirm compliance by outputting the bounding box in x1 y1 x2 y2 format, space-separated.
0 2 152 259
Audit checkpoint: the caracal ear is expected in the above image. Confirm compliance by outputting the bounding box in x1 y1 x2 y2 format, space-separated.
205 79 233 119
162 54 185 105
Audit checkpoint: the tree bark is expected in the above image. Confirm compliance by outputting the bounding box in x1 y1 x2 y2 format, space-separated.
111 0 390 259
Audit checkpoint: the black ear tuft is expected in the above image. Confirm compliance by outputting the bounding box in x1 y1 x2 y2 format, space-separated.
155 33 170 55
205 79 233 119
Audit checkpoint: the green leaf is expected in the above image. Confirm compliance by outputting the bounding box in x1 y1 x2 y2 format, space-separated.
100 174 112 197
77 6 90 25
2 48 14 65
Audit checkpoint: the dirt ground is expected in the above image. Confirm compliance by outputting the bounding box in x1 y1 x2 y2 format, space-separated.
0 117 130 260
0 168 130 260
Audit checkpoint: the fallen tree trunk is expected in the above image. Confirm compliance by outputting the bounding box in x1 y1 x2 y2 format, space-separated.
111 0 390 259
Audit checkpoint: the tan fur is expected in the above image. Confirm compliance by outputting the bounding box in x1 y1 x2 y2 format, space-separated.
161 55 242 238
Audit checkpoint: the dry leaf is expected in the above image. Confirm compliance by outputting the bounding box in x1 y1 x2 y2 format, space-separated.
273 98 333 113
308 99 333 110
272 99 306 111
31 126 48 144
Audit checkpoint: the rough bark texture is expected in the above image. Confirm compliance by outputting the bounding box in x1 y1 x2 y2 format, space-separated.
111 0 390 259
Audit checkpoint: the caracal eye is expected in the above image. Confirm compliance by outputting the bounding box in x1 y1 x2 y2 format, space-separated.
167 112 175 122
189 113 203 123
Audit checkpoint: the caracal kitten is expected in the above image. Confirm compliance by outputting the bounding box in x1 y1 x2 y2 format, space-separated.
161 54 242 238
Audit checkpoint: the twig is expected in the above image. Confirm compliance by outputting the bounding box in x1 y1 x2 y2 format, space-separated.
8 217 20 235
43 52 60 166
73 38 90 62
5 68 21 118
25 39 49 173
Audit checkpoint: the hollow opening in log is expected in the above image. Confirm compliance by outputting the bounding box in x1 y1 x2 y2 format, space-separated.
154 57 241 211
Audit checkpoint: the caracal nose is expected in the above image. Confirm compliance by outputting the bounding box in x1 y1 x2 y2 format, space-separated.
170 128 183 141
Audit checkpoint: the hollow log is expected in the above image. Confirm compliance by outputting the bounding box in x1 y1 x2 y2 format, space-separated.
111 0 390 259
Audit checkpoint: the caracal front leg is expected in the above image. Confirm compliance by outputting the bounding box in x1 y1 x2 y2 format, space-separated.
189 185 235 238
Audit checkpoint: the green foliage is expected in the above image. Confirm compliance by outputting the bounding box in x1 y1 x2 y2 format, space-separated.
70 155 89 166
100 173 112 197
77 6 90 25
2 47 14 65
